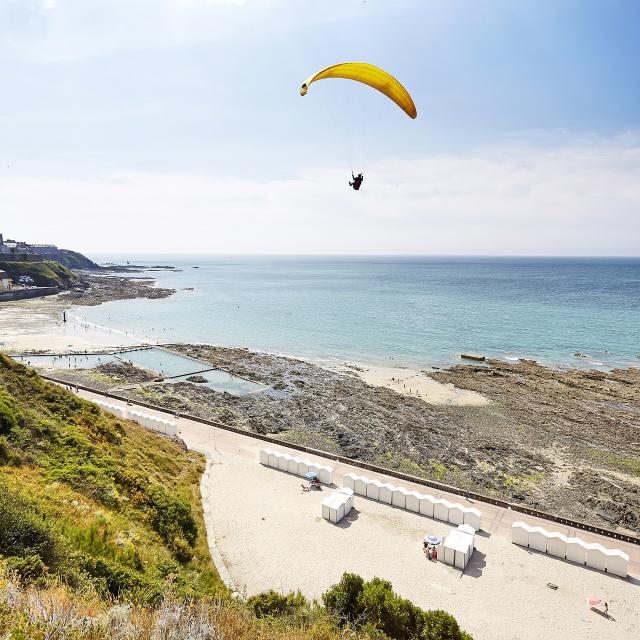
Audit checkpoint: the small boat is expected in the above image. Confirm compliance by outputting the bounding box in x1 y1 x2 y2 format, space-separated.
461 353 485 362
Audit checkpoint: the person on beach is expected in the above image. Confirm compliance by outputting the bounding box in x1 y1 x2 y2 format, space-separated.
349 171 364 190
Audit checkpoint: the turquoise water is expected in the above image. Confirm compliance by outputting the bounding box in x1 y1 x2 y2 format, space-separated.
11 353 120 369
80 256 640 370
10 347 265 396
115 347 210 377
165 371 267 396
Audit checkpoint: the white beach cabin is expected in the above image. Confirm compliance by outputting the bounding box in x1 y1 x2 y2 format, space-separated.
433 499 451 522
565 537 588 565
448 503 466 525
443 526 475 570
405 490 422 513
511 521 533 547
366 479 384 501
317 465 333 485
546 532 568 559
392 486 410 508
378 483 394 504
287 456 301 474
343 472 358 491
307 462 323 478
604 549 629 578
463 507 482 531
278 454 291 471
354 475 369 496
337 487 355 513
322 490 353 524
585 543 608 571
419 494 436 517
528 527 549 553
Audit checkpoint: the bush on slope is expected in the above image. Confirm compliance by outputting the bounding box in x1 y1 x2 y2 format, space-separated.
0 353 220 602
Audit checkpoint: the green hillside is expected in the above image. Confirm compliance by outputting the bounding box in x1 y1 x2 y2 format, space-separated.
0 353 220 602
0 260 79 288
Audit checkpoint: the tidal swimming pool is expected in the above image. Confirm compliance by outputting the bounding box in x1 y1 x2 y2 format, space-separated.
163 369 267 396
11 347 267 397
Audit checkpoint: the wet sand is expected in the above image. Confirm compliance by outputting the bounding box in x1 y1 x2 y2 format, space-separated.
340 363 490 406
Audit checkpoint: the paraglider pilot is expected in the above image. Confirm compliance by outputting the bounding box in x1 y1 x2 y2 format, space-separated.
349 171 364 191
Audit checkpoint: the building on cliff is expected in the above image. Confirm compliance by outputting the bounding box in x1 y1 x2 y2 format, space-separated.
0 233 56 261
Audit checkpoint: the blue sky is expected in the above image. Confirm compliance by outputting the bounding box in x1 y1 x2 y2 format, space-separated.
1 0 639 254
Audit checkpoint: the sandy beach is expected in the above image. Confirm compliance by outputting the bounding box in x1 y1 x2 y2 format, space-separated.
68 386 639 640
199 449 638 640
341 363 490 406
0 296 133 353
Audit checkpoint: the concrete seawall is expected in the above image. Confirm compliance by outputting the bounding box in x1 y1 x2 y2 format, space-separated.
0 287 59 302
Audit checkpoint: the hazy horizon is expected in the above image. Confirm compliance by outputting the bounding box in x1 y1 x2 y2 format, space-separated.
84 252 640 259
1 1 639 256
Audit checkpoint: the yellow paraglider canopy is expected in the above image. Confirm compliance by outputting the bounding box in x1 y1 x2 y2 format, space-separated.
300 62 417 119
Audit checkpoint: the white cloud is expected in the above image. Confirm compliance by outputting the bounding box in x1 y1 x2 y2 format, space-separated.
0 0 284 62
2 135 639 255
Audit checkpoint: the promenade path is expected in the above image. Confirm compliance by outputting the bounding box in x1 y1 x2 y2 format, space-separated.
74 386 639 640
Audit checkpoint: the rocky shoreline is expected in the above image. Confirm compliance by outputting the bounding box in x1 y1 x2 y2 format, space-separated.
61 269 175 306
49 344 640 535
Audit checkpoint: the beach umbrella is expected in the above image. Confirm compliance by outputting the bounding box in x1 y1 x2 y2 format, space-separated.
586 597 604 607
304 471 318 480
424 535 441 545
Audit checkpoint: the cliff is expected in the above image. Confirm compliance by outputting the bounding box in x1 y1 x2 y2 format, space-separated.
56 248 101 270
0 260 80 288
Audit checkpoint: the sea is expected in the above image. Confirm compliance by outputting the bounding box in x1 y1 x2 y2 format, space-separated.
78 255 640 371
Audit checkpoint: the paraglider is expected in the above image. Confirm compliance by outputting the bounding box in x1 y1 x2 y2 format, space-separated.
300 62 417 189
300 62 417 119
349 171 364 190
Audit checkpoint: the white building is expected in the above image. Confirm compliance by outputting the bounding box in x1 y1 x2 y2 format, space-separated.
0 270 12 291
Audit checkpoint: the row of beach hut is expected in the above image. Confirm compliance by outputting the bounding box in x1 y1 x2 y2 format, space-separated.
343 472 483 530
512 522 629 578
259 448 334 485
94 400 178 437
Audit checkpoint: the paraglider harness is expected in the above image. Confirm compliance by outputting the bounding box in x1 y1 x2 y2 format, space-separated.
349 171 364 191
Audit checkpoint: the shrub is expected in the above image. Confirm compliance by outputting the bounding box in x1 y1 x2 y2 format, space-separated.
122 473 198 558
422 610 472 640
247 589 308 619
0 482 58 565
0 393 18 434
322 572 364 624
6 554 48 585
169 535 193 563
0 435 10 462
322 573 472 640
81 556 143 598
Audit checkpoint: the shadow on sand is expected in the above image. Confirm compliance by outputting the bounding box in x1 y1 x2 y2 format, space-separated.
336 509 361 529
590 607 616 622
462 549 487 579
